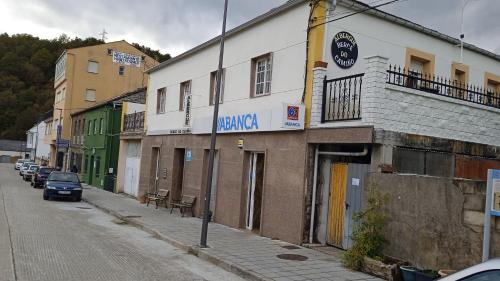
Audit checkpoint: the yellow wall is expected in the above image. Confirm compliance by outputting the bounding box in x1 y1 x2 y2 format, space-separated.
304 0 327 127
50 41 157 142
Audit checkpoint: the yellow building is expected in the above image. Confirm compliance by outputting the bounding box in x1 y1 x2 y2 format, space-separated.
46 40 158 168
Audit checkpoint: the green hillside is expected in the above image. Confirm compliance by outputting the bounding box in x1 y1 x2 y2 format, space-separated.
0 33 170 140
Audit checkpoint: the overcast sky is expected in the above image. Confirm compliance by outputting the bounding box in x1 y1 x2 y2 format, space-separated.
0 0 498 56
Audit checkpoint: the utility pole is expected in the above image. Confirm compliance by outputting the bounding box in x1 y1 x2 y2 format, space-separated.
99 29 108 42
200 0 228 248
460 0 477 63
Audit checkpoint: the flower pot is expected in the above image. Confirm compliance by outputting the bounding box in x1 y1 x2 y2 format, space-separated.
400 266 418 281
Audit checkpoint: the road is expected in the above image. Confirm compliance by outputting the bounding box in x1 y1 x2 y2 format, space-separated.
0 163 244 281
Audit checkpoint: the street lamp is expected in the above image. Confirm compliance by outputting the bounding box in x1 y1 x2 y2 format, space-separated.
460 0 478 63
200 0 229 248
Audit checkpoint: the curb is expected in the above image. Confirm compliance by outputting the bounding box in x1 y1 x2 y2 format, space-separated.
82 195 271 281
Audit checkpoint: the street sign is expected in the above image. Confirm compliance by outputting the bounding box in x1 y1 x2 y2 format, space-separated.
56 139 70 148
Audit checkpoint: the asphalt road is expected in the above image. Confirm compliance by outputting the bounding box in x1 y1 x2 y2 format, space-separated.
0 163 243 281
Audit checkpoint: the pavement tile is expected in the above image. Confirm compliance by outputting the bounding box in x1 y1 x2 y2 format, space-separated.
82 186 382 281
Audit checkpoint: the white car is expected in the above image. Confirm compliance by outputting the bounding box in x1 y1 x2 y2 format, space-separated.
23 165 39 181
15 159 29 170
19 162 35 176
439 259 500 280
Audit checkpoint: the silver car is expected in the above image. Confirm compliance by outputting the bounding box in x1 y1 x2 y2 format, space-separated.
19 162 34 176
23 165 39 181
15 159 29 170
439 258 500 280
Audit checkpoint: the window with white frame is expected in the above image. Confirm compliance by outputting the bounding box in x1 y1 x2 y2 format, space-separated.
87 60 99 73
179 80 191 111
55 91 61 103
85 89 96 101
210 69 225 105
156 88 166 114
251 54 272 97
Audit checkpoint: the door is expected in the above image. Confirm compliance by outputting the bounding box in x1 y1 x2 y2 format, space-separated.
172 148 185 202
209 151 219 215
88 155 94 185
124 158 140 197
326 163 348 247
124 142 141 197
246 152 264 231
343 164 370 249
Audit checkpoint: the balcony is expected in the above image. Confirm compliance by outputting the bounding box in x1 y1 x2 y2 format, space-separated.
123 111 145 133
321 73 364 122
387 64 500 109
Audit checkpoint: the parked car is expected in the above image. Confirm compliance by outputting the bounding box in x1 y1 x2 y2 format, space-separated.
23 165 39 181
19 162 34 176
439 258 500 280
43 172 82 201
15 159 29 170
31 167 56 188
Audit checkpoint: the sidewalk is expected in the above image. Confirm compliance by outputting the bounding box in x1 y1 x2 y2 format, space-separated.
82 186 381 281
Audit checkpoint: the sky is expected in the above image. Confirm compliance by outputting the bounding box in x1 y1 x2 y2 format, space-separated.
0 0 498 57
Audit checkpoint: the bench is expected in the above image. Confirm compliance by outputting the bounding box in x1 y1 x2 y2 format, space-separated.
170 195 196 217
146 189 169 209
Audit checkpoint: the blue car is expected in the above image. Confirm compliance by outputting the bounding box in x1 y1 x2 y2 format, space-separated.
43 172 83 201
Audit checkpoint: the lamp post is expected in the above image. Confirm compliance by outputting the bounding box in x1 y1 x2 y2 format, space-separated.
200 0 228 248
460 0 477 63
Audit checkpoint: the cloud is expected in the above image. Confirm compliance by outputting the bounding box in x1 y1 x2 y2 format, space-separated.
0 0 498 57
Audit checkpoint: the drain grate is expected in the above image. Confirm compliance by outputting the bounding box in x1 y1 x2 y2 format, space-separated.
276 254 308 261
76 207 92 209
124 215 142 219
281 245 301 250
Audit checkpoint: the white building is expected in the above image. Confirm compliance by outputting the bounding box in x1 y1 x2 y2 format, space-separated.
137 0 500 258
26 111 52 164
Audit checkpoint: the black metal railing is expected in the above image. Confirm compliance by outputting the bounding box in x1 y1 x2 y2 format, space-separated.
123 111 145 132
387 64 500 109
321 73 364 122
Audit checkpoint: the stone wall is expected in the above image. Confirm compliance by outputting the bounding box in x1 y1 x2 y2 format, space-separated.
366 172 500 270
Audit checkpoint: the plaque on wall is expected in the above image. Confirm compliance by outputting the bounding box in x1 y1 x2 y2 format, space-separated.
331 31 358 69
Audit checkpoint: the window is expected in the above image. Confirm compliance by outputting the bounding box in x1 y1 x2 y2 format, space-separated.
99 118 104 134
56 91 61 103
87 60 99 73
251 54 272 97
484 72 500 106
405 48 435 75
93 119 98 135
210 69 225 105
118 66 125 76
88 120 92 135
85 89 96 102
156 88 166 114
460 270 500 281
95 156 101 178
179 81 191 111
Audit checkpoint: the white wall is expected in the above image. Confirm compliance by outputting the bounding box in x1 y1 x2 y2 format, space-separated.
322 4 500 87
146 3 308 134
26 121 51 160
126 102 145 114
311 56 500 147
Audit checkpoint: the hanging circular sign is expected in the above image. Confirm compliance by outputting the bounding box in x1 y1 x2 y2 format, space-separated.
331 31 358 69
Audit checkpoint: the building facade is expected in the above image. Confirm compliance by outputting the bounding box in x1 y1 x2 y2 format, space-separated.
140 0 310 244
26 111 52 164
124 0 499 267
47 41 157 170
303 0 500 269
115 90 147 198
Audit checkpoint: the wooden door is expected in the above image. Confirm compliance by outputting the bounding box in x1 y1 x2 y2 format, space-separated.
326 163 348 247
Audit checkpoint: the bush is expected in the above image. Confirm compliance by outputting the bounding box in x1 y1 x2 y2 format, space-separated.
343 186 390 270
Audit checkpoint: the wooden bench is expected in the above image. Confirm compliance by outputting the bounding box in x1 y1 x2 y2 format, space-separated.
170 195 196 217
146 189 169 209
